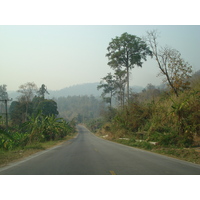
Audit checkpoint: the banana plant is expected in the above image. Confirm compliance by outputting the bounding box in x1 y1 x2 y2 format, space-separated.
22 111 44 143
0 111 75 150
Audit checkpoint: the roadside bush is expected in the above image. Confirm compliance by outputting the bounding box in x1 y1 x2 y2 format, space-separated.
0 129 29 150
112 102 152 135
158 133 193 148
0 112 75 151
148 131 163 142
158 133 178 147
98 75 200 148
86 118 105 133
133 141 153 150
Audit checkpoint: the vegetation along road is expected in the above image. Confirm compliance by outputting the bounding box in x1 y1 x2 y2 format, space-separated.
0 125 200 175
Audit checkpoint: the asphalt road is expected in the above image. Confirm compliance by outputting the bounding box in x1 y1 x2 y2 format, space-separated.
1 125 200 175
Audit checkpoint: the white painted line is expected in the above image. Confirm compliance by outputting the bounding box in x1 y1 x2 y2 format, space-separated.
0 144 62 173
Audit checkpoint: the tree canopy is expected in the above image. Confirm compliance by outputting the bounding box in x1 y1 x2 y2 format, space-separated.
106 32 152 102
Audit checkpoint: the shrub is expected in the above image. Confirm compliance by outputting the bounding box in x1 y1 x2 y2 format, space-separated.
158 133 193 148
134 141 153 150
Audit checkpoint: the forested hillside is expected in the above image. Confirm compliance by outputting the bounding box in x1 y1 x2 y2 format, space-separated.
49 83 102 98
8 83 144 100
55 95 106 123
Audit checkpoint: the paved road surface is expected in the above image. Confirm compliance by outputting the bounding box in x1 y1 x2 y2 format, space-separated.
1 125 200 175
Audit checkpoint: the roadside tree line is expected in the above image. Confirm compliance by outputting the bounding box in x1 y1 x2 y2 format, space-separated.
98 31 193 107
95 30 199 148
0 82 75 151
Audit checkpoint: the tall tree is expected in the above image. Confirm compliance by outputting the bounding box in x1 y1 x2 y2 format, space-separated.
114 68 127 108
37 84 49 99
106 32 152 103
17 82 38 102
146 30 192 97
17 82 37 121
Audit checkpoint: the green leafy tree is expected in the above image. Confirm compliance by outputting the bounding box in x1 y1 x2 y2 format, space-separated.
9 100 30 125
36 99 59 116
10 96 58 125
106 32 152 103
9 101 25 125
97 73 116 107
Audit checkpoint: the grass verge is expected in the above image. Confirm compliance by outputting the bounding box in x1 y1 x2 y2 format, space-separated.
0 133 77 168
110 138 200 164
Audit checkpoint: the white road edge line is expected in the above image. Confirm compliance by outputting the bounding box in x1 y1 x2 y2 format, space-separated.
0 143 64 173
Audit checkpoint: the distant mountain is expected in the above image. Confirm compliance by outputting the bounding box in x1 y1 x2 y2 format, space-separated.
48 83 103 98
7 82 145 100
48 83 145 98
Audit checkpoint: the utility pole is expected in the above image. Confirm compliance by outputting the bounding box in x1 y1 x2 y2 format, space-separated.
0 98 12 130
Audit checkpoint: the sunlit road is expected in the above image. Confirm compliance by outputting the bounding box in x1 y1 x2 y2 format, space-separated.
1 125 200 175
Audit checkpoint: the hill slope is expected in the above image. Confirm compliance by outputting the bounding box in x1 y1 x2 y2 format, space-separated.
8 82 144 100
48 83 102 98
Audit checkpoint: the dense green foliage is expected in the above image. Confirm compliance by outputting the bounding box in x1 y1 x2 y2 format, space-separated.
9 97 59 125
0 112 75 150
0 83 75 151
106 32 152 103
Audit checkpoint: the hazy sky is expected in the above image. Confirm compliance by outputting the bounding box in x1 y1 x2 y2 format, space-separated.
1 25 200 91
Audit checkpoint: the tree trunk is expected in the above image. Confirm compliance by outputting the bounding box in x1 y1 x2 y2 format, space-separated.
165 72 179 97
126 66 129 104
